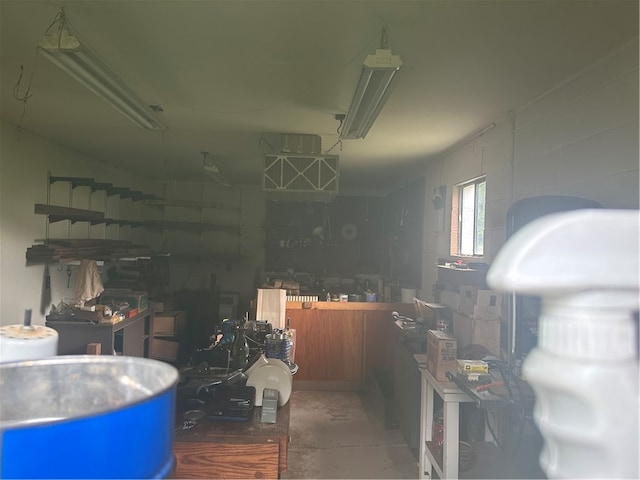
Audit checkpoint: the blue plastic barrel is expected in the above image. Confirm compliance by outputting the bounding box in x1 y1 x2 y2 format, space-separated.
0 355 179 479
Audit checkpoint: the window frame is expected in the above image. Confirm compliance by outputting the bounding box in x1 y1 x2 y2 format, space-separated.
450 176 486 257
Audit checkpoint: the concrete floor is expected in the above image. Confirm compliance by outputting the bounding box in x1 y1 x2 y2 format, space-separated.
283 389 418 479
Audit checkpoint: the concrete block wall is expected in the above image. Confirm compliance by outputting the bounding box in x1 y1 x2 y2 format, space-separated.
420 39 639 302
0 121 151 326
0 121 267 326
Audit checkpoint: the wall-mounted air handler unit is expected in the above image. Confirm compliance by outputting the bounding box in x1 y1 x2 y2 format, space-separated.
263 154 339 202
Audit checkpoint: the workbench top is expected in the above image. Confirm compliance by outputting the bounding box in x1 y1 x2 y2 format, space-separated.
285 301 413 311
173 401 290 479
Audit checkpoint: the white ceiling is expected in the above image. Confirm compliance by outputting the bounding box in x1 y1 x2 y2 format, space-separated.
1 1 638 193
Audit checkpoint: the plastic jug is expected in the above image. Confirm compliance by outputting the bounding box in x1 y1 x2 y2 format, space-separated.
487 209 639 478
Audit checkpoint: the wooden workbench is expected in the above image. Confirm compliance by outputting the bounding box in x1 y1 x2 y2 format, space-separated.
173 400 290 479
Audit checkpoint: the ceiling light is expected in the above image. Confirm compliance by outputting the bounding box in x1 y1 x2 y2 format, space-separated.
202 152 231 186
340 47 402 140
37 9 167 131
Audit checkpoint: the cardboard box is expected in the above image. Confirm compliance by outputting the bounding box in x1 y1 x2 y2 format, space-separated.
86 343 102 355
150 337 180 361
453 311 501 355
152 310 187 336
440 290 461 311
458 286 479 316
458 287 503 317
426 330 457 382
477 290 503 308
472 305 502 320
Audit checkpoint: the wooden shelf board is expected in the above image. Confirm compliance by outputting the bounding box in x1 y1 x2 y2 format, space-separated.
145 199 236 211
25 238 155 264
49 176 96 189
48 177 149 201
144 220 242 234
105 218 145 227
169 252 244 263
35 204 105 223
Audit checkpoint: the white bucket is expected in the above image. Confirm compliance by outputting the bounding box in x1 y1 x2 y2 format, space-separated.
0 324 58 363
401 288 416 303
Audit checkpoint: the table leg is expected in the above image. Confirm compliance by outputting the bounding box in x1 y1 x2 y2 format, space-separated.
484 410 494 443
419 378 435 479
443 401 460 479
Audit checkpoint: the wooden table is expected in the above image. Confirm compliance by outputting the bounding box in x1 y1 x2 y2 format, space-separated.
416 356 475 479
416 354 505 480
173 401 290 479
46 310 152 357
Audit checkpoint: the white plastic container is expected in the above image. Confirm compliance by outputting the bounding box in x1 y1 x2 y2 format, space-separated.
0 309 58 363
487 209 639 479
401 288 416 303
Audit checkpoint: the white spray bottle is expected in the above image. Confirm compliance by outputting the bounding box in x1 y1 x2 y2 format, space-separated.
487 209 639 479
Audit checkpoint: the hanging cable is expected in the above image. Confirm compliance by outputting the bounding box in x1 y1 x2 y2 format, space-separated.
324 114 344 155
379 26 389 49
12 57 34 102
44 8 80 49
480 357 528 456
12 8 72 123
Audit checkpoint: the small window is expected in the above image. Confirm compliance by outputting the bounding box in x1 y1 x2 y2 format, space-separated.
450 177 486 256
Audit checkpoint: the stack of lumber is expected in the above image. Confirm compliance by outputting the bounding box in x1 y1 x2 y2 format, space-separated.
26 239 154 263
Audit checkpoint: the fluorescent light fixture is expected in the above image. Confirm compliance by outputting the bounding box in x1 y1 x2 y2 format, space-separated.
340 49 402 140
38 18 167 131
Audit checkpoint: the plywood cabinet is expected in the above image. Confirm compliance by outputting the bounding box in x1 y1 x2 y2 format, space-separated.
288 309 363 386
286 302 415 390
149 310 187 362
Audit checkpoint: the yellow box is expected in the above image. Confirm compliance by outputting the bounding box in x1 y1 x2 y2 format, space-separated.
456 359 488 374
